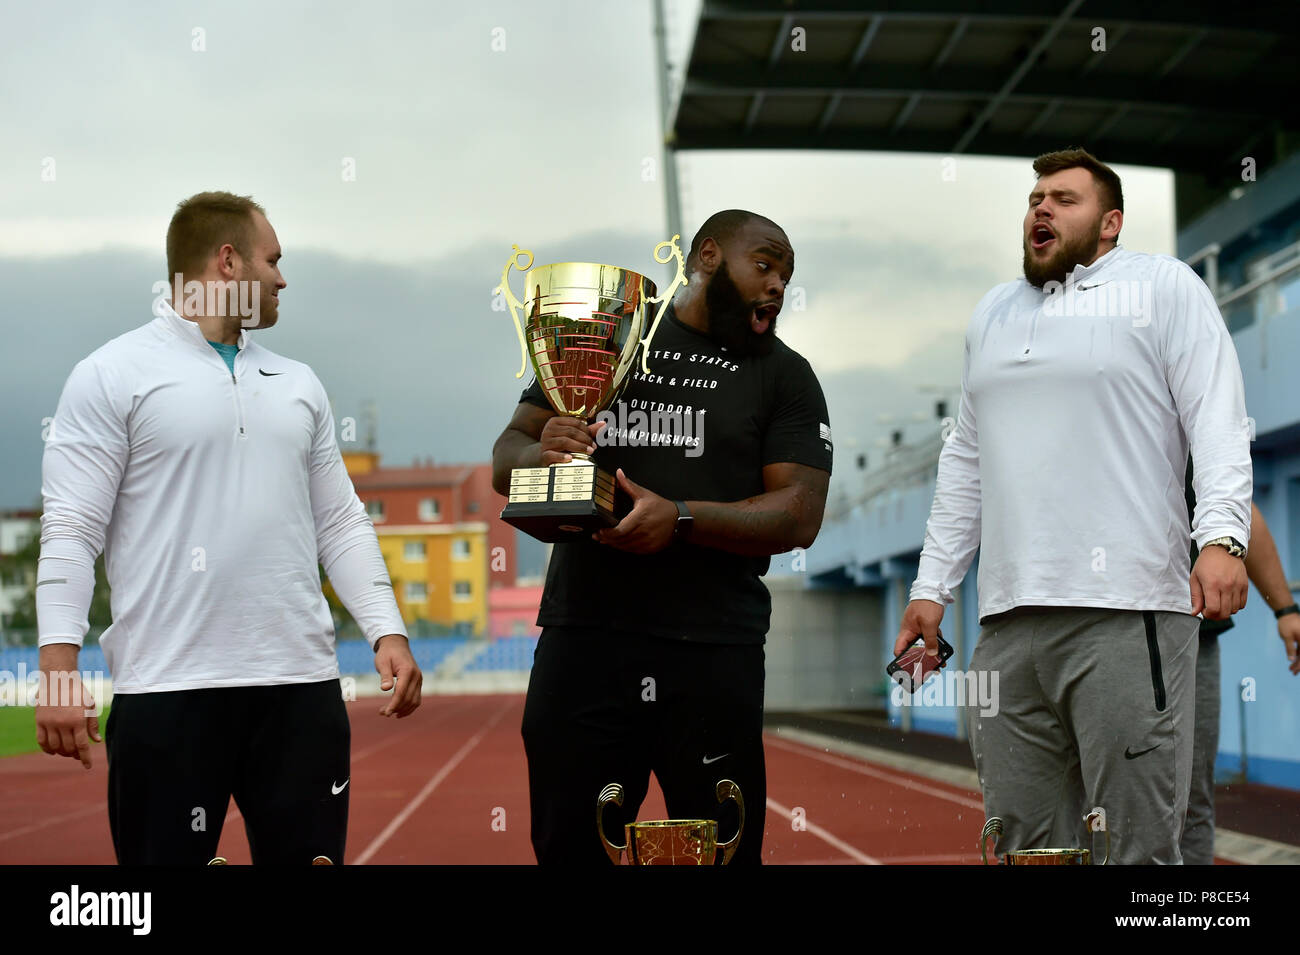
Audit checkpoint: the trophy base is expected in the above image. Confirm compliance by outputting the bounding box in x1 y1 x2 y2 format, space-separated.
501 462 619 544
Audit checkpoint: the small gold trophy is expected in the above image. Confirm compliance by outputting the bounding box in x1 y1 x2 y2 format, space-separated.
495 238 687 543
596 780 745 865
980 812 1110 865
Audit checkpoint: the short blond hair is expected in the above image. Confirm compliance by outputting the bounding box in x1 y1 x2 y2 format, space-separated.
166 191 265 279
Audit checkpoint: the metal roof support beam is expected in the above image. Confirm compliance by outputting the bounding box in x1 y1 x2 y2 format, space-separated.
888 16 968 136
1024 97 1062 138
1157 28 1208 78
697 0 1275 35
818 15 883 133
953 0 1087 153
1088 102 1131 142
767 13 794 67
849 15 883 69
1079 23 1128 76
652 0 684 248
670 127 1238 176
1153 116 1187 147
932 16 967 70
744 14 795 134
891 92 922 132
743 92 766 133
816 92 842 133
682 64 1284 119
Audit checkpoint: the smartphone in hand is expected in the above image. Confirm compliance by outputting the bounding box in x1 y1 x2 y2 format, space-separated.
886 630 954 693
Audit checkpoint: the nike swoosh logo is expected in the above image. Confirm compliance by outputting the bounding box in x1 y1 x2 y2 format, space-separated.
701 754 729 765
331 779 349 794
1124 744 1159 760
1077 281 1110 291
259 369 284 376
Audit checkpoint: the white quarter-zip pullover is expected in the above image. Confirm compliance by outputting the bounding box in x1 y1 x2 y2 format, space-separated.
37 301 406 692
911 246 1252 621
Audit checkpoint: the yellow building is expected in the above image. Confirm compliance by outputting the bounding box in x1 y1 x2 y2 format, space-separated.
340 451 509 636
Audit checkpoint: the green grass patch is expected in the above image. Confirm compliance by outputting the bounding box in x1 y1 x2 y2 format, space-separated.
0 705 110 758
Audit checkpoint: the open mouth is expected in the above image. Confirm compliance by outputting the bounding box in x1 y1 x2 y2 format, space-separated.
751 303 779 335
1030 222 1056 251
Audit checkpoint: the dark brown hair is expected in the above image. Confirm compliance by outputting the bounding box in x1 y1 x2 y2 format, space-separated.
1032 147 1123 216
166 191 265 279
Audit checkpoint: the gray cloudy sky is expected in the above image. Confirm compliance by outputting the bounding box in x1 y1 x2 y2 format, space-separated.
0 0 1175 510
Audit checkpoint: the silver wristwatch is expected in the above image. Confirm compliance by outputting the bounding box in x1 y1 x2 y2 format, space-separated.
1203 536 1247 559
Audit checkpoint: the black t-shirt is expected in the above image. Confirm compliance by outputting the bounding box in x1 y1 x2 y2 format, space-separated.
1186 456 1235 638
518 305 833 644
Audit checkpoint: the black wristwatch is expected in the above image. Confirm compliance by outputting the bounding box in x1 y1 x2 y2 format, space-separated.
1274 603 1299 620
673 500 694 541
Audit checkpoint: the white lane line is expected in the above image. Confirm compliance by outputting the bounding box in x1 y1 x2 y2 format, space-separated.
765 735 984 811
350 704 447 764
353 698 513 865
765 796 883 866
875 853 984 864
783 858 860 866
0 801 101 843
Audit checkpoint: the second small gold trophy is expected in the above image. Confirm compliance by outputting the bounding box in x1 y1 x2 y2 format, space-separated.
979 814 1111 864
596 780 745 865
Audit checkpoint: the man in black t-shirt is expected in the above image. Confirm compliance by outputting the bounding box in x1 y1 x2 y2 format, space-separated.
491 210 833 865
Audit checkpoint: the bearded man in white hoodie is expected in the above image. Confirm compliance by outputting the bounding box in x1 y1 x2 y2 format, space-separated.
898 149 1252 865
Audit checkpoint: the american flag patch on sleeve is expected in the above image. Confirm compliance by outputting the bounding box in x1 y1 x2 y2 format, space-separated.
819 422 832 441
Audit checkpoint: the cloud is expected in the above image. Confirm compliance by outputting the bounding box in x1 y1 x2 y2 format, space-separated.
0 0 1176 508
0 231 675 506
0 0 668 263
0 224 988 509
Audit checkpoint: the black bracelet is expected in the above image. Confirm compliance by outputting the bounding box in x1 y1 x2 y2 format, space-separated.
1274 604 1299 619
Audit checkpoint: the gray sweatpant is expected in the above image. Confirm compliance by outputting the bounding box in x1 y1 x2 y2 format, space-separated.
967 606 1200 865
1180 635 1220 864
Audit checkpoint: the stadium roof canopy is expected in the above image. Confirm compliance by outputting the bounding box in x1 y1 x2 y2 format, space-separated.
668 0 1300 218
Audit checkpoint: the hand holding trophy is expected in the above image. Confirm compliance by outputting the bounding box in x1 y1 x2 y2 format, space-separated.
494 238 687 543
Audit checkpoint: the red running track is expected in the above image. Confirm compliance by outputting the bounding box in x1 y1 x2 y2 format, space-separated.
0 694 998 865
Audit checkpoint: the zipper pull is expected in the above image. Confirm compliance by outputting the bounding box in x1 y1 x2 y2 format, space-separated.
231 372 243 434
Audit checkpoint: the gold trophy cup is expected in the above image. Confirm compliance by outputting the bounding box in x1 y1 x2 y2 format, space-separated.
495 238 687 543
980 812 1110 865
597 780 745 865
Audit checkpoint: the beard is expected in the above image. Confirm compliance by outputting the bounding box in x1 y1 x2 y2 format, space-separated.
236 267 277 329
1022 215 1103 288
704 259 777 357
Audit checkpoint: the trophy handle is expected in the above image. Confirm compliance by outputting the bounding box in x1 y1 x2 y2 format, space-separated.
639 234 689 374
1084 810 1111 866
494 245 534 379
596 782 627 865
980 817 1003 865
715 779 745 865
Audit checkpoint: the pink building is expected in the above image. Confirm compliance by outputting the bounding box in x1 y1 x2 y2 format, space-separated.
488 585 544 639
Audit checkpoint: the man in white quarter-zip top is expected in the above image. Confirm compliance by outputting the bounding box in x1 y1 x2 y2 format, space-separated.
34 191 422 865
896 149 1252 864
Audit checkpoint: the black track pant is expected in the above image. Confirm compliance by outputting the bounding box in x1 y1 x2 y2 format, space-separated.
106 680 350 865
522 626 766 865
